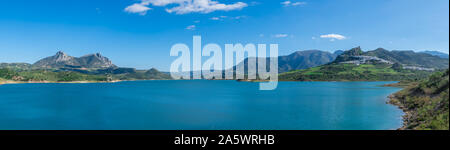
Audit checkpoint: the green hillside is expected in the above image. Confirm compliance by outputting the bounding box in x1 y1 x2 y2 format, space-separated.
390 69 449 130
0 68 172 83
279 63 432 81
112 68 172 80
333 47 448 69
0 63 32 71
278 47 445 81
1 51 172 82
0 77 5 84
365 48 449 69
0 68 107 82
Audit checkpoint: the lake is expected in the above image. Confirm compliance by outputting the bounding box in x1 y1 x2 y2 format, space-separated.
0 80 404 130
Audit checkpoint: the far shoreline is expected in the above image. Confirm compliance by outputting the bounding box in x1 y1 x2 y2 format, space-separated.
0 79 173 85
1 78 403 85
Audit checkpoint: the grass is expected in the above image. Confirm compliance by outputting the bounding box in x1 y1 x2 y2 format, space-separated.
279 63 432 81
390 69 449 130
1 68 172 83
1 68 107 82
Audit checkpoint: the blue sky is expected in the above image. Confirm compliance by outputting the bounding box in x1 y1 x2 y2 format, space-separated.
0 0 448 71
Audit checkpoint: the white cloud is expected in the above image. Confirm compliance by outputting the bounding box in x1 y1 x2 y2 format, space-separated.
210 17 220 20
234 15 246 19
126 0 248 15
320 34 346 40
281 1 291 6
281 1 306 7
210 15 245 21
274 34 289 38
124 3 152 15
292 2 307 6
186 25 196 30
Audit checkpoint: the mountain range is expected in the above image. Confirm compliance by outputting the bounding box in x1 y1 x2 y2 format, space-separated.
232 47 448 75
1 47 448 81
1 51 172 81
232 50 343 74
420 51 449 59
279 47 448 81
33 51 116 69
333 47 449 69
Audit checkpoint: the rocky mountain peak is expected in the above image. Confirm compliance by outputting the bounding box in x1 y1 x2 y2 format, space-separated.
345 46 363 56
78 52 115 68
33 51 116 69
54 51 73 62
56 51 66 56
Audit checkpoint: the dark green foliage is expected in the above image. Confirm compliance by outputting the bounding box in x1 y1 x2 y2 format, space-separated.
145 68 172 79
1 68 107 82
392 70 449 130
0 63 32 71
18 70 107 82
62 67 137 75
279 64 432 81
279 46 447 81
332 47 448 69
277 50 340 72
0 68 19 79
112 68 172 80
234 50 340 73
391 63 403 71
333 47 363 63
1 67 171 82
2 52 171 82
365 48 448 69
421 51 449 59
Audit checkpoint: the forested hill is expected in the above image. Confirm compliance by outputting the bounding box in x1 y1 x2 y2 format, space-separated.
333 47 449 69
0 51 172 82
390 69 449 130
279 47 447 81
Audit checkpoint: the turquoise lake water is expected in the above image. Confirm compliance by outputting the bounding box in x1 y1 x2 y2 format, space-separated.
0 80 404 130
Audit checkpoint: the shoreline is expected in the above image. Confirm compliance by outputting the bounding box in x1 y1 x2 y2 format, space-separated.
0 79 178 85
383 82 411 130
387 94 410 130
0 80 124 85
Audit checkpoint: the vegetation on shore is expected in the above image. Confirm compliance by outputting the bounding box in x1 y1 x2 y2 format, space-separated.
0 68 172 83
0 68 108 82
277 47 444 82
390 69 449 130
112 68 172 80
0 77 5 84
1 51 172 84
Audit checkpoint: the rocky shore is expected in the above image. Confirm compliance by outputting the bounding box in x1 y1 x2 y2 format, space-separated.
387 94 411 130
382 82 413 130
